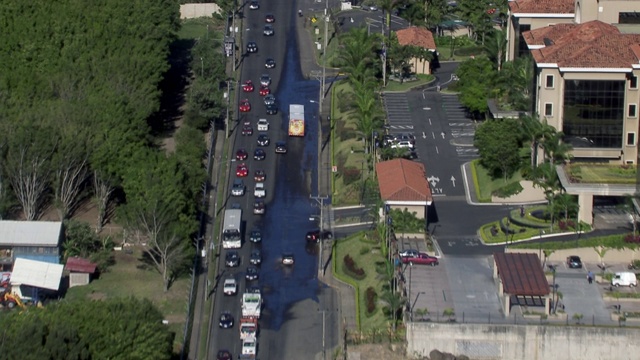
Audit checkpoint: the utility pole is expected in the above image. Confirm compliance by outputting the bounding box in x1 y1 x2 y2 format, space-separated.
381 11 386 87
311 195 329 276
321 0 329 110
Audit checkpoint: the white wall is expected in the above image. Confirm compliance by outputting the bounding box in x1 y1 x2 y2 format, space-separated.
180 3 221 19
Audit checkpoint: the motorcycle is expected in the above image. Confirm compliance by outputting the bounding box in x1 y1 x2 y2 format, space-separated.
298 10 303 17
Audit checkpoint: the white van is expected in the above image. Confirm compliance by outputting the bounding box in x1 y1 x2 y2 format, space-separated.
611 272 637 287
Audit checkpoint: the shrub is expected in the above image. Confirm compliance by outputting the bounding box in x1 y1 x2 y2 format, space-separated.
343 254 366 279
365 287 377 315
359 247 370 255
624 234 640 243
492 182 523 198
342 167 361 186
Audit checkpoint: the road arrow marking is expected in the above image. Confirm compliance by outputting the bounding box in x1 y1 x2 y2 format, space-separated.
441 132 446 139
451 176 456 187
422 132 426 139
427 176 440 187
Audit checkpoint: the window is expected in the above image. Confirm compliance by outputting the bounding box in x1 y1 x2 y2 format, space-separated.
545 75 554 88
631 76 638 89
626 160 635 165
627 132 636 146
629 104 637 118
544 103 553 116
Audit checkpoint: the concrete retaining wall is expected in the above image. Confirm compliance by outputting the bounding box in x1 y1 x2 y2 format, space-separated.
407 322 640 360
180 3 221 19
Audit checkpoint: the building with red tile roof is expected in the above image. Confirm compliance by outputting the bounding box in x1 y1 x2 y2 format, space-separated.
395 27 437 75
375 159 432 219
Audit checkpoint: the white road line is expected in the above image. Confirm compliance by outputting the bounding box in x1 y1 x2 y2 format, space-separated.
436 146 439 154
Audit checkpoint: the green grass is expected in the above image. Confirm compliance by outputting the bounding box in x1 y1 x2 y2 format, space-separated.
471 159 523 202
384 74 435 92
510 233 632 251
65 249 190 352
334 233 390 332
179 18 219 40
565 164 636 184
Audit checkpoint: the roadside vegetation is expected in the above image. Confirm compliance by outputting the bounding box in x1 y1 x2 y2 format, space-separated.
0 1 227 355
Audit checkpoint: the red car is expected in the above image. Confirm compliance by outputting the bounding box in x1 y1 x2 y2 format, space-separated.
241 122 253 136
235 148 248 161
236 163 248 177
239 99 251 112
254 170 266 182
401 253 439 266
259 85 270 96
242 80 254 92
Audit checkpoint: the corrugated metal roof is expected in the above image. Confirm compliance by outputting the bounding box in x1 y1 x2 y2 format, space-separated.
65 257 98 273
0 220 63 246
494 252 550 296
11 258 64 291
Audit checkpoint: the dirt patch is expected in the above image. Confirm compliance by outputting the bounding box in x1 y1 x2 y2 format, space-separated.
347 343 409 360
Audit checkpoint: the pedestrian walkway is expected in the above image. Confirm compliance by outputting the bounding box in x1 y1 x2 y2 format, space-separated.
462 162 547 206
321 242 358 332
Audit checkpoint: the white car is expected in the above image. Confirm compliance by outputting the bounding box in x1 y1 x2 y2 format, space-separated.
254 182 266 198
223 278 237 295
391 141 414 149
242 337 257 355
249 0 259 10
282 253 294 265
257 118 269 131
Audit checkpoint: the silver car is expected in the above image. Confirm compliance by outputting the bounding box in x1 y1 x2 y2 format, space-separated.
263 94 276 106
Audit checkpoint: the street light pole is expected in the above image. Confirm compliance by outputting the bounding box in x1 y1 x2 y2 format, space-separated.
311 195 329 277
200 57 204 78
321 0 329 110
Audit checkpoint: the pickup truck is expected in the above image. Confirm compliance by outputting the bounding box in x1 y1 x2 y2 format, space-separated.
242 337 257 356
257 118 269 131
254 182 265 198
240 316 258 340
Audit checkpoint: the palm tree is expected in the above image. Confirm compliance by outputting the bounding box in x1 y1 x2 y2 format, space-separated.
484 29 507 71
378 0 405 40
519 114 554 169
336 27 378 86
380 290 405 331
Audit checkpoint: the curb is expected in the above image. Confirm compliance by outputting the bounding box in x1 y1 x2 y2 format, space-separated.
333 221 375 229
482 231 587 246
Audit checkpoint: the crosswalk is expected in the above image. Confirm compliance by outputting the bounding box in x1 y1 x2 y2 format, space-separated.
442 95 479 159
383 93 414 130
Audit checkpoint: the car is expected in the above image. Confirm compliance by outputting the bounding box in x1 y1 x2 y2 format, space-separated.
282 252 295 265
382 134 396 147
275 141 287 154
253 200 265 215
254 148 266 161
393 133 416 145
231 179 245 196
236 163 248 177
223 278 237 295
257 118 269 131
254 182 266 198
305 229 333 243
249 0 259 10
399 249 420 258
259 85 270 96
236 148 248 161
566 255 583 268
216 350 232 360
225 251 240 267
390 140 414 149
247 285 261 294
263 94 276 106
368 5 379 11
246 41 257 53
402 150 418 160
250 249 262 265
260 74 271 86
245 266 259 281
265 14 275 23
249 229 262 243
265 103 278 115
239 99 251 112
257 134 270 146
242 80 254 92
241 122 253 136
254 170 266 182
219 312 234 328
263 24 274 36
401 253 439 266
265 58 276 68
230 203 241 209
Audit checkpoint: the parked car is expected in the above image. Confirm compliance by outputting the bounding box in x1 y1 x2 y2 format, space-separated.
305 230 333 243
245 266 259 281
399 249 420 258
566 256 583 268
257 134 270 146
265 58 276 69
612 272 637 287
223 278 237 295
250 249 262 265
282 252 295 265
390 140 414 149
225 251 240 267
231 179 245 196
219 312 234 328
401 253 439 266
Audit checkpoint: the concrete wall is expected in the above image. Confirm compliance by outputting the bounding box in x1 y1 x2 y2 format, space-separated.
180 3 221 19
407 322 640 360
506 247 640 264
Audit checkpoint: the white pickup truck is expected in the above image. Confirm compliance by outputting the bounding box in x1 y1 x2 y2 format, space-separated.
242 337 257 357
254 182 265 198
257 118 269 131
242 292 262 318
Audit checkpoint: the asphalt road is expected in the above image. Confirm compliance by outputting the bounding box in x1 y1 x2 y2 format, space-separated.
208 5 338 359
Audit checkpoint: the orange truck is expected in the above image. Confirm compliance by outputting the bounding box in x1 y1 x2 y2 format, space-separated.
288 104 305 137
239 316 258 340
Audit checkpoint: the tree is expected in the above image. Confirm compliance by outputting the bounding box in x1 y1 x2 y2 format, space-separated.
484 29 507 71
92 170 116 233
455 57 497 117
337 27 379 87
519 114 554 170
474 119 523 181
380 290 405 331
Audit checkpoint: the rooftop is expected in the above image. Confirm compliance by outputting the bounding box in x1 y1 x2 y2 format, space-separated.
508 0 574 15
525 20 640 68
494 252 549 296
376 159 432 203
396 27 436 50
0 220 63 247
